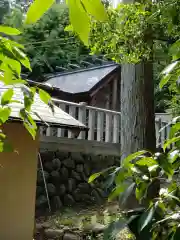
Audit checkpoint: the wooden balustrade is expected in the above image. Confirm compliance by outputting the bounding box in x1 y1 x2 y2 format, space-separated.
40 98 172 148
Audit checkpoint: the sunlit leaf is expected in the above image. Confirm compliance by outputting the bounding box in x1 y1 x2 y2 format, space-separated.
88 172 101 183
163 136 180 151
25 0 55 24
0 26 21 35
0 107 11 124
136 157 157 166
1 88 14 105
39 88 51 104
68 0 90 45
119 182 136 206
108 184 127 201
123 150 149 167
159 74 171 89
82 0 107 21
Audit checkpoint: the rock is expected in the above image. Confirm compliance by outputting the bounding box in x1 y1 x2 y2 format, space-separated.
96 188 105 198
91 189 102 204
44 161 53 172
84 223 106 234
71 152 84 163
80 172 87 181
72 189 81 201
78 183 90 193
45 229 64 238
68 178 76 193
36 195 47 207
63 158 75 169
60 167 69 181
52 158 61 170
47 183 56 196
71 170 81 181
76 164 83 173
40 151 54 162
51 196 62 210
64 194 75 206
36 186 44 197
84 164 91 176
37 170 49 183
51 170 60 182
63 232 80 240
55 150 69 160
80 194 91 202
59 184 66 196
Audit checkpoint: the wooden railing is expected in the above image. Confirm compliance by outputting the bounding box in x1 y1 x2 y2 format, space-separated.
40 99 172 148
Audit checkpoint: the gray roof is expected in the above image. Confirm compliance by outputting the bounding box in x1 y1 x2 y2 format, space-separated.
45 64 118 94
0 84 86 130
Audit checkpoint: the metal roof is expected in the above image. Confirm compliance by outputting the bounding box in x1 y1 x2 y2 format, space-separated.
0 84 86 130
45 64 118 94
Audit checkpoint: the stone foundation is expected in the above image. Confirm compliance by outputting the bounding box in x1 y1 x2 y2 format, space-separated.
36 150 119 213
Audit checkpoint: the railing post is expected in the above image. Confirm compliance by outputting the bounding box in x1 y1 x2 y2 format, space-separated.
78 102 86 139
57 103 66 137
68 105 76 138
88 109 95 140
156 118 162 148
97 111 104 142
113 114 120 143
105 113 112 142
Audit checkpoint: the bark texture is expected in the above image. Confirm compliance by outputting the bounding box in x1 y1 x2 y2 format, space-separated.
120 62 156 160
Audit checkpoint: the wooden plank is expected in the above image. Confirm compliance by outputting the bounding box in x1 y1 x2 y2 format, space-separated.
40 136 121 156
68 105 76 138
97 111 104 142
156 118 162 148
88 109 95 140
78 103 86 139
105 113 112 142
57 103 65 137
113 114 120 143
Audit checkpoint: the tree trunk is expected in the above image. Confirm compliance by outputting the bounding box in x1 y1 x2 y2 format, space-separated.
121 62 156 160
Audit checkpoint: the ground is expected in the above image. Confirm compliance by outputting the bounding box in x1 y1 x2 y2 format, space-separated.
35 202 134 239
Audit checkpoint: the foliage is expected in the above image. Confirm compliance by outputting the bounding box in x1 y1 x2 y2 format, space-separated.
0 0 107 151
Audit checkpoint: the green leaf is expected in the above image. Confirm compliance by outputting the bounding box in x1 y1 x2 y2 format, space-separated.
172 227 180 240
108 184 127 201
88 172 101 183
119 182 136 206
68 0 90 45
138 206 155 232
1 88 14 105
159 74 171 89
163 136 180 151
0 26 21 35
136 157 157 166
123 150 149 167
25 0 55 24
39 88 51 104
169 123 180 138
82 0 107 21
0 107 11 124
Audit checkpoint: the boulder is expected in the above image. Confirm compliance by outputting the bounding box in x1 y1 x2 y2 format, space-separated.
63 232 80 240
63 158 75 169
78 183 90 194
36 186 44 197
47 183 56 196
44 161 53 172
51 196 62 210
84 164 91 176
60 167 69 181
55 150 69 160
37 170 49 183
51 170 60 182
71 152 84 163
40 151 54 162
91 189 102 204
73 189 81 202
76 164 83 173
59 184 66 196
71 170 81 181
36 195 47 207
68 178 76 193
45 229 64 238
52 158 61 170
64 194 75 206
